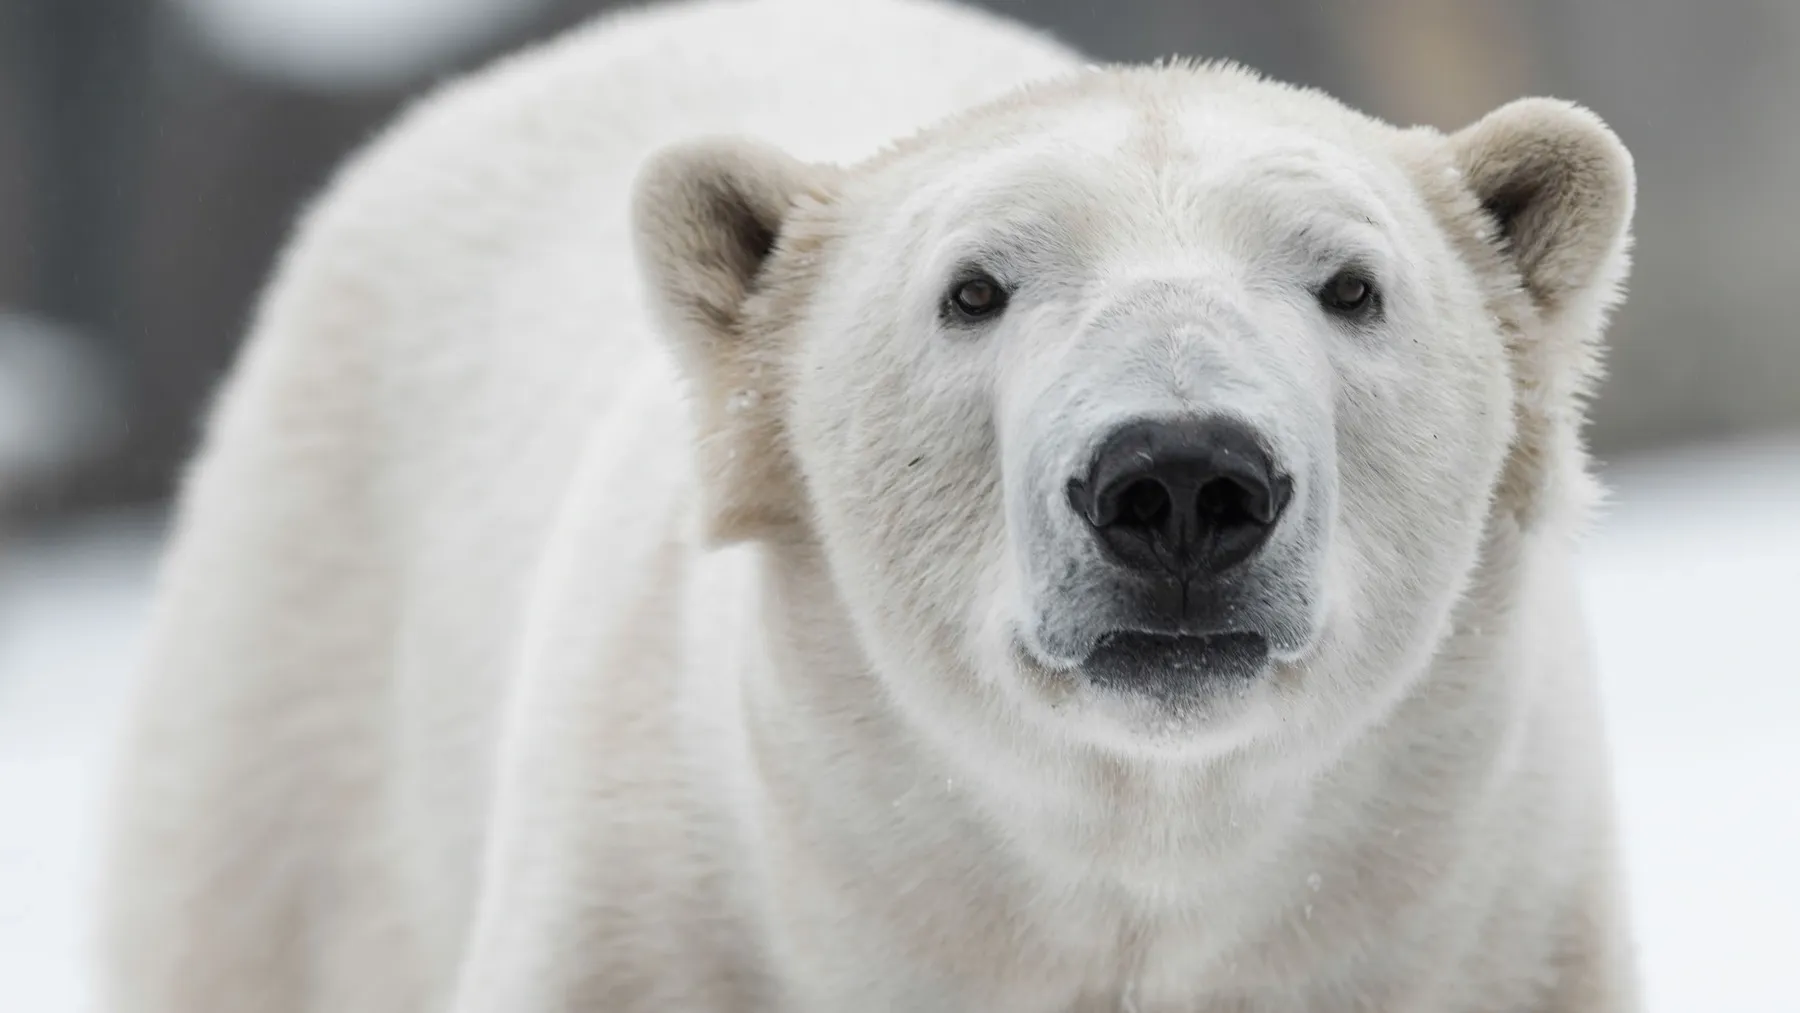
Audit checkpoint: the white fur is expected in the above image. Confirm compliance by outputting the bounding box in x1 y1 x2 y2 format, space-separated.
100 1 1639 1010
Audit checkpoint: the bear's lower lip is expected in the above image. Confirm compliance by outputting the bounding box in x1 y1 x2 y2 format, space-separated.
1079 630 1271 694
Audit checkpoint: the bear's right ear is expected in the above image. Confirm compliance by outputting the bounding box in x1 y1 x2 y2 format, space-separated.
631 138 838 544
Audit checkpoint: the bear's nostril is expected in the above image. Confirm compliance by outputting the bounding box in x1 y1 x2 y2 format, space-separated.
1197 475 1262 529
1119 478 1171 529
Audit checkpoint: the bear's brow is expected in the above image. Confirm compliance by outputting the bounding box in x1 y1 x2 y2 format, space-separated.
1206 160 1386 232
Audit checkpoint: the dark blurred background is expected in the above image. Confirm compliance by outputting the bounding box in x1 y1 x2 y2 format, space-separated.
2 0 1796 521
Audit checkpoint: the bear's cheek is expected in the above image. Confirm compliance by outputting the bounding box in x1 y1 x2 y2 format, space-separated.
798 362 1007 626
1325 373 1506 665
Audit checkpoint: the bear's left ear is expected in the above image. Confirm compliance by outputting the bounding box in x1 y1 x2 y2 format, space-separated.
1441 99 1636 527
631 138 839 544
1450 98 1636 314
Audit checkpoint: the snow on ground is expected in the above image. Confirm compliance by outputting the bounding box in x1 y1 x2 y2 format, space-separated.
1582 437 1800 1012
0 510 161 1013
1 438 1796 1011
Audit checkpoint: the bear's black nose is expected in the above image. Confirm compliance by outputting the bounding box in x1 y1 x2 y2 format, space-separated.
1067 417 1290 576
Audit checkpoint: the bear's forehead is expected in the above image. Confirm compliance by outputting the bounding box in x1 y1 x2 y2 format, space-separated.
866 65 1396 177
950 110 1380 210
873 92 1403 258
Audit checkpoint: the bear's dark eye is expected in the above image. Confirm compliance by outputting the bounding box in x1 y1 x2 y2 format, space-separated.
947 274 1008 321
1319 270 1378 318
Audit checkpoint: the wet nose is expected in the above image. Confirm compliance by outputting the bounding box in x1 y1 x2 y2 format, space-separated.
1067 417 1290 576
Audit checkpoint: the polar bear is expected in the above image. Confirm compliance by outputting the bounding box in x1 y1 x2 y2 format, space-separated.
99 0 1640 1010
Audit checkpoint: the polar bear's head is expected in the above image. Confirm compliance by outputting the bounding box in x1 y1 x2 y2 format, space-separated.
634 66 1633 760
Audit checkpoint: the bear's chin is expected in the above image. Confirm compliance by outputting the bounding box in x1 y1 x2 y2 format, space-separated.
1079 630 1271 700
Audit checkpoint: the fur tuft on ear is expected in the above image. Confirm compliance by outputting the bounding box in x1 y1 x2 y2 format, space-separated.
631 138 837 544
1434 99 1637 530
1451 98 1636 314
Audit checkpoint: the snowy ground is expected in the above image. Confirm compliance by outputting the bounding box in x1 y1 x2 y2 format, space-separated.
2 438 1797 1011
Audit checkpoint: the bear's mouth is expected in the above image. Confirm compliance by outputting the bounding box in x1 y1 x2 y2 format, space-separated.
1079 630 1270 695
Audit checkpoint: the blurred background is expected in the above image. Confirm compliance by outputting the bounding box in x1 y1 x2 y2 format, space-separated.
0 1 1795 1010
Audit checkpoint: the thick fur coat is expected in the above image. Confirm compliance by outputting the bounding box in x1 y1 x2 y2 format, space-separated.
101 1 1639 1010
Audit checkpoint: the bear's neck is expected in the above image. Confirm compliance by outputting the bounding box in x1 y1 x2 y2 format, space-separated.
726 530 1573 998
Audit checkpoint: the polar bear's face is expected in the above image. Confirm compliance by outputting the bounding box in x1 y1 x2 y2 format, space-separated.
636 69 1633 759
